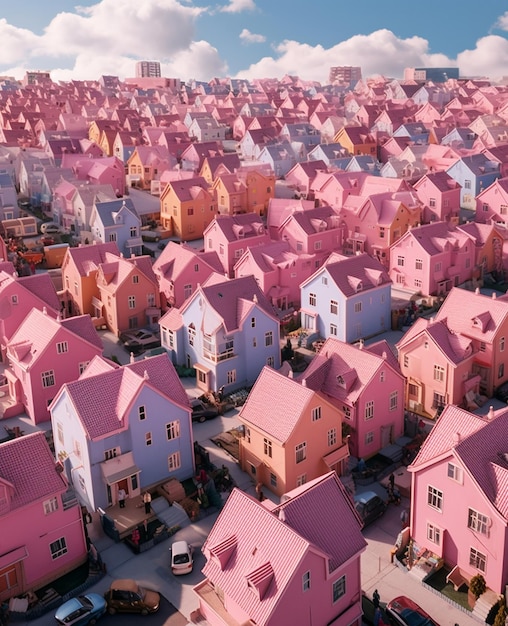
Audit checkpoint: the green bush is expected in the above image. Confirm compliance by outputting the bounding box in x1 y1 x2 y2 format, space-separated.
470 573 487 599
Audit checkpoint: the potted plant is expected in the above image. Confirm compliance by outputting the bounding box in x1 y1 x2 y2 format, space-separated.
469 573 487 607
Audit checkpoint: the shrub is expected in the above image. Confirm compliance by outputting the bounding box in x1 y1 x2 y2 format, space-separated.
470 573 487 600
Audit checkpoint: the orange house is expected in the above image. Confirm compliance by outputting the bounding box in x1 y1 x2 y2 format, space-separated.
334 125 377 157
160 176 217 241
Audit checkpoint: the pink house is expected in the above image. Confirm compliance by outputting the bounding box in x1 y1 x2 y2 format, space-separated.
411 171 461 224
152 241 223 310
238 366 349 497
194 472 367 626
203 213 270 277
276 205 345 256
234 240 320 312
298 337 405 460
96 252 161 336
0 270 60 357
475 177 508 227
5 309 103 424
389 222 477 297
0 432 87 602
408 404 508 596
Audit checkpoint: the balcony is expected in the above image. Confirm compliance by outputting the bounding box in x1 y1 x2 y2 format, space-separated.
203 347 235 363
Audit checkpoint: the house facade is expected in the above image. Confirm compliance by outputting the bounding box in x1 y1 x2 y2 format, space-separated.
0 432 87 602
194 472 367 626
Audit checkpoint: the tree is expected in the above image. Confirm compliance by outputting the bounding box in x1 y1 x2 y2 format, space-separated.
470 573 487 600
493 596 507 626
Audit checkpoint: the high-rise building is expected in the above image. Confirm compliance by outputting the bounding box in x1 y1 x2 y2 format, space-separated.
404 67 459 83
135 61 161 78
329 66 362 84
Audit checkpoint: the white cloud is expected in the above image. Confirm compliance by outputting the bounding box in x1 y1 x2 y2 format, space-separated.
220 0 256 13
239 28 265 44
496 12 508 31
234 29 508 84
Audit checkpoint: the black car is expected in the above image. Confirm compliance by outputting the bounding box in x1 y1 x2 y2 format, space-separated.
104 579 160 615
191 399 220 422
385 596 438 626
353 491 387 526
495 380 508 403
119 329 161 354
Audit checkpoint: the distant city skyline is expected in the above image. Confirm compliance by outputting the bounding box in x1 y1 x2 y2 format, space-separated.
2 1 508 84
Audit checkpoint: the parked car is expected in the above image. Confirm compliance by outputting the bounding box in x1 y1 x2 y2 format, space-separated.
119 329 161 354
353 491 387 526
191 398 220 423
104 579 160 615
495 380 508 403
40 234 56 246
386 595 437 626
55 593 107 626
40 222 61 234
170 540 193 575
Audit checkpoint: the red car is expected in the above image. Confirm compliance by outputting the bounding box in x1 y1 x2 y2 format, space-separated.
40 235 56 246
386 596 438 626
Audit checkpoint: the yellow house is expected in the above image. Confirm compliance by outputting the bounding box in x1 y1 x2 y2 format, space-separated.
236 165 275 216
160 176 217 241
212 173 247 215
334 125 377 157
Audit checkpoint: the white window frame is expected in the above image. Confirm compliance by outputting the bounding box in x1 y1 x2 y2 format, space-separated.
469 547 486 572
41 370 55 388
427 523 441 545
265 331 273 347
389 391 398 411
303 571 311 592
447 462 463 484
328 428 337 447
43 497 59 515
168 451 181 471
50 537 67 560
332 575 346 603
365 400 374 420
311 406 321 421
468 508 489 536
166 420 180 441
128 295 136 309
56 341 68 354
427 485 443 511
295 442 307 464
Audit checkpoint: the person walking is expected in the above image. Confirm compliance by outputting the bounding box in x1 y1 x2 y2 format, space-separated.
388 473 395 490
143 491 152 514
118 487 126 508
373 589 380 609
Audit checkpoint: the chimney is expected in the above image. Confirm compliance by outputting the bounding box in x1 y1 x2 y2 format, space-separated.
488 405 495 420
452 432 461 444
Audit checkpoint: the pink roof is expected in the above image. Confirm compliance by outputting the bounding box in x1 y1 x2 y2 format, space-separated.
153 241 223 279
0 431 66 510
16 272 60 312
318 253 391 296
62 353 188 439
239 366 318 442
66 241 120 276
205 214 266 243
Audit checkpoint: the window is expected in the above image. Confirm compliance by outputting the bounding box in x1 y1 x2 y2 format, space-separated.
56 341 68 354
128 295 136 309
295 442 307 463
501 205 508 215
365 400 374 420
187 207 194 216
78 361 89 375
43 497 58 515
50 537 67 560
499 363 504 379
403 355 409 368
145 432 152 446
468 509 489 535
380 371 385 383
332 576 346 603
314 241 322 251
469 547 486 572
57 422 64 445
104 447 119 461
328 428 337 447
433 365 445 382
479 342 486 352
227 370 236 384
109 232 117 242
188 326 196 346
433 391 445 409
429 198 436 207
147 293 155 307
303 571 311 592
41 370 55 388
309 293 316 306
168 451 181 471
270 472 277 487
501 337 505 352
379 227 385 238
390 391 398 411
464 179 471 190
415 258 423 270
397 256 405 267
330 300 338 314
251 317 256 328
321 275 327 284
414 278 422 288
166 421 180 440
447 462 463 483
11 294 18 305
330 323 337 336
296 474 307 487
194 263 199 272
311 406 321 421
252 337 257 348
132 274 139 284
139 406 146 421
264 438 272 457
265 331 273 347
365 431 374 445
427 485 443 511
434 262 442 273
266 356 274 367
354 302 362 313
296 241 303 251
427 523 441 545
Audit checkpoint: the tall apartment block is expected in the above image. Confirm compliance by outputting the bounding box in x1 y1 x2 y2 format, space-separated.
136 61 161 78
329 66 362 84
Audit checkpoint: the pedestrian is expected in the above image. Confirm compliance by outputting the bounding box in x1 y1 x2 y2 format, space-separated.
373 589 380 609
255 482 265 502
400 508 409 527
143 491 152 514
388 473 395 490
118 487 126 508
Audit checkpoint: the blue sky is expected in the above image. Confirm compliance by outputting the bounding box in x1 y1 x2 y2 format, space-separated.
2 0 508 84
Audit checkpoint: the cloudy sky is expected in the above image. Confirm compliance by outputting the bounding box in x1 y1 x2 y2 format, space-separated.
2 0 508 84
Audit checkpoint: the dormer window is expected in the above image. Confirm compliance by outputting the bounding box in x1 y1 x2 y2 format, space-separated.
246 562 274 600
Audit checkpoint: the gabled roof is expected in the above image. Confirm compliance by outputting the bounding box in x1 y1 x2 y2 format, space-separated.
61 353 188 440
153 241 223 280
239 366 319 442
202 473 365 624
65 241 120 276
410 405 508 518
0 431 67 510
